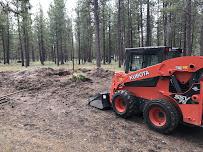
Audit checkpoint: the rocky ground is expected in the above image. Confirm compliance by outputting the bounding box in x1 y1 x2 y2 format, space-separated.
0 68 203 152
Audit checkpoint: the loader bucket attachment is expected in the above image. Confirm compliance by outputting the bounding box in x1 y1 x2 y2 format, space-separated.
88 92 111 110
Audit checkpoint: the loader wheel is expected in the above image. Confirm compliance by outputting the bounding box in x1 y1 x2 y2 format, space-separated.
112 90 140 118
143 100 180 134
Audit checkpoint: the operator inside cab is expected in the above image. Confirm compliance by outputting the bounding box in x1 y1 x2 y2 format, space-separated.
130 54 159 71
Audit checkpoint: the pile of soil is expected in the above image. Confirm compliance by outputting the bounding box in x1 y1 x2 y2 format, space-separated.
6 68 71 91
0 68 202 152
88 68 114 78
12 68 71 78
78 68 91 73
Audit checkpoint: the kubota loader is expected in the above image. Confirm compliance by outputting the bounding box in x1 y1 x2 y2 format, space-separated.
89 46 203 134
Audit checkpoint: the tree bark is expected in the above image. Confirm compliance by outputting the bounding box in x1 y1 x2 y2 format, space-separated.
22 1 30 67
200 13 203 56
156 0 160 46
31 45 35 62
39 8 45 65
78 29 81 65
183 13 187 56
6 7 10 64
71 30 75 72
93 0 101 68
77 9 81 65
167 2 172 47
186 0 192 56
118 0 122 67
163 1 168 46
146 0 151 46
127 0 133 47
108 13 112 64
56 31 59 66
1 27 6 64
17 0 24 66
60 34 64 64
102 0 106 64
140 0 144 47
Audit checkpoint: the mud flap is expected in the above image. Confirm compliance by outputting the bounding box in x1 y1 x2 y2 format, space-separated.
88 92 111 110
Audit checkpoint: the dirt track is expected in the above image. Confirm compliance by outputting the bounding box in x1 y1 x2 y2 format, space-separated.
0 68 203 152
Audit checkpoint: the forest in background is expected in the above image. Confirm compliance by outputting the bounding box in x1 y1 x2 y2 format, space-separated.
0 0 203 68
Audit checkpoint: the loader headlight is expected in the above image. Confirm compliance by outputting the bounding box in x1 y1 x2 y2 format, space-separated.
103 95 107 99
175 66 188 70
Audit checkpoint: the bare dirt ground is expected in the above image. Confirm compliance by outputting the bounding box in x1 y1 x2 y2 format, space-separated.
0 67 203 152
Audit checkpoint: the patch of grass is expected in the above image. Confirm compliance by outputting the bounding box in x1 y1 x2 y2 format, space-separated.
0 60 123 72
71 74 91 82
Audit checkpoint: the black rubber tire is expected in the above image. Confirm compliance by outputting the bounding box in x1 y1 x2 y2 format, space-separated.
112 90 140 118
143 100 180 134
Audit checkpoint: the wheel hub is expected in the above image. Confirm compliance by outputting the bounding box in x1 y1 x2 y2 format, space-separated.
149 107 166 127
114 97 126 113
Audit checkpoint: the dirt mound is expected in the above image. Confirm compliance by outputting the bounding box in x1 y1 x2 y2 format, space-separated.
88 68 114 78
77 68 91 73
11 68 92 91
12 68 71 79
6 68 71 91
14 78 55 91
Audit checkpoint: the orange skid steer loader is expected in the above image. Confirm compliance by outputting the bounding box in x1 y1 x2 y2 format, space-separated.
89 46 203 134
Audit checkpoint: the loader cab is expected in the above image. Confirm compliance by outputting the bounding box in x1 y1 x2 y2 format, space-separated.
125 46 182 73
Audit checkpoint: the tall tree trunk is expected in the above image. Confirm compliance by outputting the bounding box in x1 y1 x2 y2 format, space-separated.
76 9 81 65
22 2 30 67
31 45 35 62
118 0 122 67
186 0 192 55
117 0 125 67
51 44 55 62
140 0 144 47
53 44 56 64
39 33 44 65
88 7 92 63
40 16 45 65
163 1 168 46
156 0 160 46
71 30 75 72
183 14 187 56
167 3 172 47
60 34 64 64
1 27 6 64
172 15 176 47
157 20 160 46
137 15 140 47
102 0 106 64
38 38 43 65
146 0 151 46
200 13 203 56
93 0 101 68
6 7 10 64
17 0 24 66
127 0 132 47
108 13 112 64
78 31 81 65
56 31 59 66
